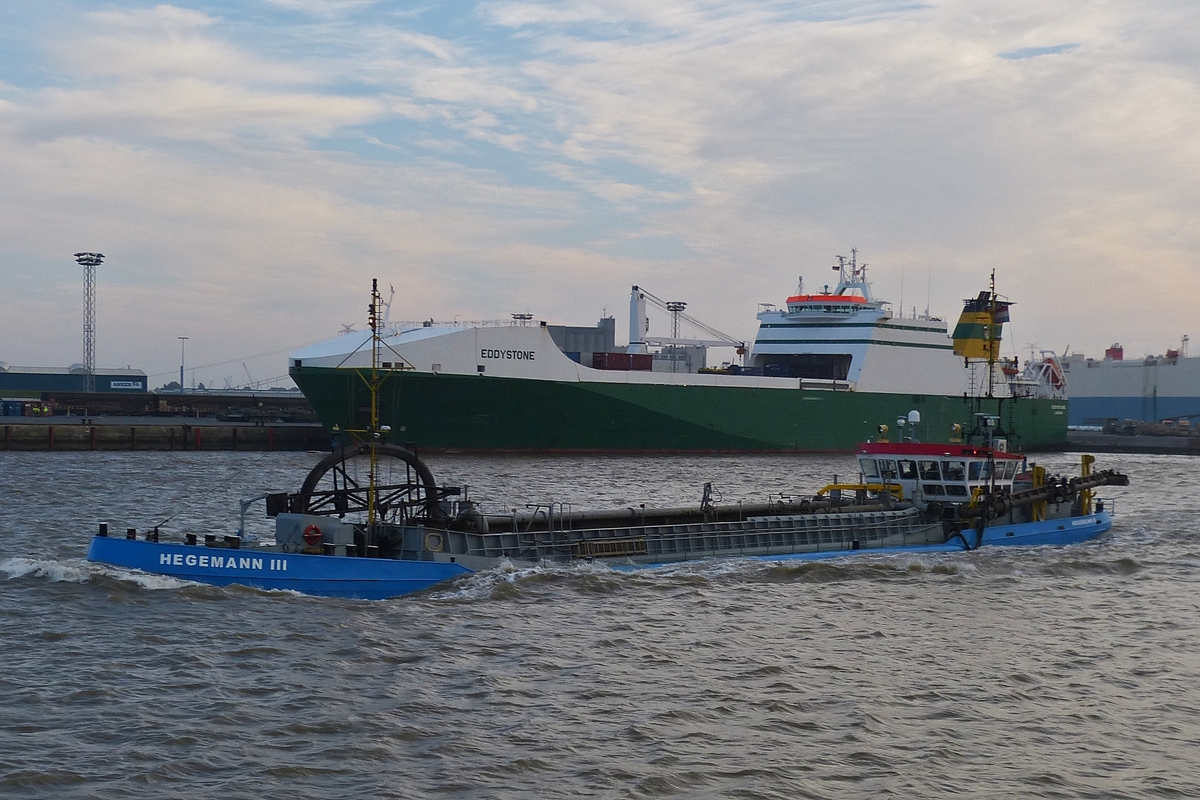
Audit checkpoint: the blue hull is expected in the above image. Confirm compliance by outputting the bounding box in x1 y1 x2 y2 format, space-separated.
86 537 471 600
1069 395 1200 425
633 511 1115 568
87 512 1112 599
977 510 1112 548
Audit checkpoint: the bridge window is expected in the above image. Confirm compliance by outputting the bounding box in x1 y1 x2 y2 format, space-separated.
943 461 966 482
898 460 918 480
760 353 852 380
1003 461 1019 479
968 461 993 480
918 460 941 480
945 485 969 496
878 459 898 479
922 484 945 496
860 459 879 478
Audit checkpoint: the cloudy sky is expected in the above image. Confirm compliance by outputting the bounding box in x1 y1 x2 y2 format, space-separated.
1 0 1197 388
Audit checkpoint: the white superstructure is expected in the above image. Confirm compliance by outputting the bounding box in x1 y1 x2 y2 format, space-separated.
749 251 972 395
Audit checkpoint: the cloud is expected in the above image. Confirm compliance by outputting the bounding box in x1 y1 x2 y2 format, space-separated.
998 43 1080 59
261 0 382 16
3 0 1200 383
66 6 309 83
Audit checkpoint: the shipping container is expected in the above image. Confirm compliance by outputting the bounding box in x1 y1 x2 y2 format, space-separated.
591 352 652 371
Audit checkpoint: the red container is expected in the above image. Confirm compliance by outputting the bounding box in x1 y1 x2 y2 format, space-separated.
592 352 650 371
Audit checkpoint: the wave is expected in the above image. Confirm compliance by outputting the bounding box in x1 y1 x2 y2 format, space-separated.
416 535 1164 603
1 557 92 584
427 558 622 602
0 556 197 592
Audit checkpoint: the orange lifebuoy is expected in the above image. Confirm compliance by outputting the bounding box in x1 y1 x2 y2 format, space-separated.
303 524 322 546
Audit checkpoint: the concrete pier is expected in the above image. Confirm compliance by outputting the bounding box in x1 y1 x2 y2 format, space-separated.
1 419 329 452
1066 429 1200 455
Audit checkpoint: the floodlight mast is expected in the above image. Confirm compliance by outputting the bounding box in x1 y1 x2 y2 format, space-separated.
178 337 189 392
74 252 104 393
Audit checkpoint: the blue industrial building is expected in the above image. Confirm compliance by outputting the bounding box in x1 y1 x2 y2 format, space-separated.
0 364 148 397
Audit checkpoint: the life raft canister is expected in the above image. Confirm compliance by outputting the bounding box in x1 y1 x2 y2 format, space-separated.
303 524 323 546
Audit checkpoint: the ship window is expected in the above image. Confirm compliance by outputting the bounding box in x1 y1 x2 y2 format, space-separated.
918 460 941 480
945 485 969 496
761 353 852 380
943 461 966 481
878 459 898 479
969 461 991 481
923 484 945 496
860 459 879 478
1003 461 1018 479
898 460 918 480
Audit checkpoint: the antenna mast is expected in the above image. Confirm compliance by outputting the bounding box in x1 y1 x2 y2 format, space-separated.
987 269 997 398
367 279 382 534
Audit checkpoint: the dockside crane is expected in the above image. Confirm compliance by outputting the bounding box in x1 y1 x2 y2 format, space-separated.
626 286 745 359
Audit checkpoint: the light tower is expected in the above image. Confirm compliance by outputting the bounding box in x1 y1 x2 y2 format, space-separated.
74 252 104 393
178 337 189 392
666 301 687 373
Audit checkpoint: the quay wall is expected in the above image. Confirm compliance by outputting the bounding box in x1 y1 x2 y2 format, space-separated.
1 423 330 452
1065 430 1200 455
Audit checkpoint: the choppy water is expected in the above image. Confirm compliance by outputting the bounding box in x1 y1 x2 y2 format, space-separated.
3 450 1199 799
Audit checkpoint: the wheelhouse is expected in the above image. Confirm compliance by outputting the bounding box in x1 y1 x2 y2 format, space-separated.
857 442 1025 503
783 293 870 315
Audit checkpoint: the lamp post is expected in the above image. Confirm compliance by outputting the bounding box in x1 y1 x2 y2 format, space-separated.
178 337 189 393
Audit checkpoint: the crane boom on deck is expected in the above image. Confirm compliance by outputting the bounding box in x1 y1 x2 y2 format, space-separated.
627 285 744 353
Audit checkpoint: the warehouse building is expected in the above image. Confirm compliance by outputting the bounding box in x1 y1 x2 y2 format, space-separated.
0 363 148 397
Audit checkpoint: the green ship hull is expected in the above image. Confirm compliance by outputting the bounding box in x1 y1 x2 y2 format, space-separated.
291 366 1068 452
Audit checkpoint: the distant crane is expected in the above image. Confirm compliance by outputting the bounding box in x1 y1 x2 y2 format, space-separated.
242 362 257 390
627 286 745 360
382 284 395 325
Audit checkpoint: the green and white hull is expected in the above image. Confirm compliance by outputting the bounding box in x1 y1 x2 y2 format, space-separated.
290 363 1067 452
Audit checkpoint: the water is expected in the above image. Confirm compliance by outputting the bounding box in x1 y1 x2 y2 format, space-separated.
3 450 1199 798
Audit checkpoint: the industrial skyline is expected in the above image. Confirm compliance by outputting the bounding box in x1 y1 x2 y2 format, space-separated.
1 1 1197 389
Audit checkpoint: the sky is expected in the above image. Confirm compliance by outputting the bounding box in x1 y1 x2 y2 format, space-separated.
1 0 1198 389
